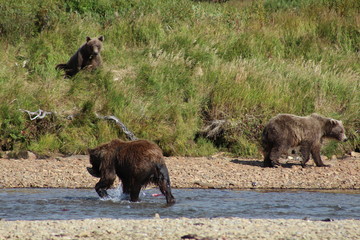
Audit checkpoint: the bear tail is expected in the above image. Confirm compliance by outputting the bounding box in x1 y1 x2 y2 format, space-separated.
55 64 67 70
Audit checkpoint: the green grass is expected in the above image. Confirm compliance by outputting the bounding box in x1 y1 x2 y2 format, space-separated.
0 0 359 157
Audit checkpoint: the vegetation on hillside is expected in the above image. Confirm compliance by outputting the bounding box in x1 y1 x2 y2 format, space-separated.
0 0 359 157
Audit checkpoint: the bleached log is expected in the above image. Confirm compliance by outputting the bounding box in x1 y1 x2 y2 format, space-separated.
19 109 138 141
19 109 54 120
96 114 138 141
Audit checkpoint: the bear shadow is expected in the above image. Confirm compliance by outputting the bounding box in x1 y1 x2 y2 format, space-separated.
230 159 263 167
230 159 303 168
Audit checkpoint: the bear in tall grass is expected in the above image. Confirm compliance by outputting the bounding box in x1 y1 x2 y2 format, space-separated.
56 36 104 78
262 113 347 168
87 139 176 204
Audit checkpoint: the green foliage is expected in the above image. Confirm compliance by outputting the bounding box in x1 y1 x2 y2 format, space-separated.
28 134 61 157
0 106 26 151
0 0 359 157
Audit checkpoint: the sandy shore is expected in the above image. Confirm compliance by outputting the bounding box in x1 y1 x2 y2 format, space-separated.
1 218 359 240
0 153 359 239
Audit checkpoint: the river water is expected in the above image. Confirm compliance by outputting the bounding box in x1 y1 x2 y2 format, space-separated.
0 188 359 221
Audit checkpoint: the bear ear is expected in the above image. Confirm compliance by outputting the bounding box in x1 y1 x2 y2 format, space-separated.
98 36 104 42
86 36 91 42
330 119 339 125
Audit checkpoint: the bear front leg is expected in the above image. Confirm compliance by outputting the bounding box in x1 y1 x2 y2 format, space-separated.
311 144 329 167
95 177 115 198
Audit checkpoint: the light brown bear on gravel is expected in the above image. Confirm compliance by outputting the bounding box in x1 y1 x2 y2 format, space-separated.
262 113 347 168
87 139 176 204
56 36 104 78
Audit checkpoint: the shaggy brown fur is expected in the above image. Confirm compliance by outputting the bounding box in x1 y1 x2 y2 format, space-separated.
262 113 347 168
87 139 175 204
56 36 104 78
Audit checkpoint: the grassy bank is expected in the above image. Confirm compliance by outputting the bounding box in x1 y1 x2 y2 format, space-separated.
0 0 359 157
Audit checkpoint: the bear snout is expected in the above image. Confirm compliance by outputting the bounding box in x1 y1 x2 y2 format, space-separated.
339 134 348 142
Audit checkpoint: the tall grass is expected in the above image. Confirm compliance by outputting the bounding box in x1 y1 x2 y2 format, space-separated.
0 0 359 157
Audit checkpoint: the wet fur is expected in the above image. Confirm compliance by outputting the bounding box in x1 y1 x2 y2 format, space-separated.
262 113 347 168
88 139 175 204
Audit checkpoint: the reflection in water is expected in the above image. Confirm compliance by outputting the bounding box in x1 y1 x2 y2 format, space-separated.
0 188 359 221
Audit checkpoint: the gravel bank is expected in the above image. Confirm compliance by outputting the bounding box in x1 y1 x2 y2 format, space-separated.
1 217 359 240
1 154 359 190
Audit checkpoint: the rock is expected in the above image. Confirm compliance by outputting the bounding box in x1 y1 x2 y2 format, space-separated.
350 151 360 158
194 181 215 189
154 213 160 219
6 150 37 160
27 151 37 161
321 155 329 160
17 150 29 159
194 66 204 77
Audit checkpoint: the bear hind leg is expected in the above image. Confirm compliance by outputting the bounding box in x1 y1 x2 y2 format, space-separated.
299 143 311 168
156 164 175 204
129 184 142 202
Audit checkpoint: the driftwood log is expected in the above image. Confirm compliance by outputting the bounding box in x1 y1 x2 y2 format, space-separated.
95 114 137 141
19 109 137 141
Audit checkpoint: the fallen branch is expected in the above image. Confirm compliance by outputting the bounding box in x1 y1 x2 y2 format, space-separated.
95 114 138 141
19 109 138 141
202 120 227 139
19 109 54 121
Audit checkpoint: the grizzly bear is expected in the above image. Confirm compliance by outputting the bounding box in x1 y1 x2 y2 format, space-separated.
262 113 347 168
87 139 176 204
56 36 104 78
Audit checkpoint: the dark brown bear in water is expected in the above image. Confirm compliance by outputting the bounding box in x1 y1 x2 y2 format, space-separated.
262 113 347 168
87 139 175 204
56 36 104 78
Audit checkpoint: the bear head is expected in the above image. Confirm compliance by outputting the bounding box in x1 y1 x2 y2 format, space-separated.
84 36 104 56
326 119 348 142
